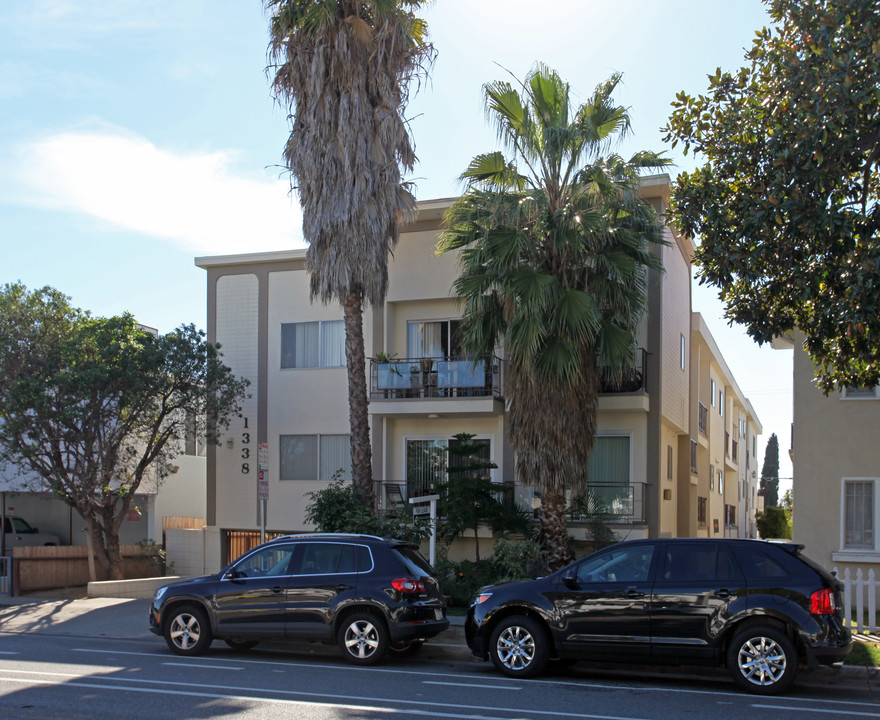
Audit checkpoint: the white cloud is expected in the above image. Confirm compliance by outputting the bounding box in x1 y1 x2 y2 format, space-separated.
14 128 305 255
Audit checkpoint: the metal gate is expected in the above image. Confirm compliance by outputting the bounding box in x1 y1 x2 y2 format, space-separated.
0 557 11 597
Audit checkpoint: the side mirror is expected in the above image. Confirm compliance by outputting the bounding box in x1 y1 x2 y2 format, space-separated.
562 573 578 588
223 569 245 582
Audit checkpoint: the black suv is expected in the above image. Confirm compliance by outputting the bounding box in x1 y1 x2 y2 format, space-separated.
465 538 851 694
149 533 448 665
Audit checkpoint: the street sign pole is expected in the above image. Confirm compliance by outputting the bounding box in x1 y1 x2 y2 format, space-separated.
258 442 269 544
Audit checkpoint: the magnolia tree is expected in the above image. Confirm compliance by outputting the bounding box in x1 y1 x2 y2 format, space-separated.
0 283 248 580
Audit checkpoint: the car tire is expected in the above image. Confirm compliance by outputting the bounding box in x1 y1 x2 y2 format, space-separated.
164 604 213 657
387 640 424 658
727 624 797 694
488 615 550 679
338 613 389 666
224 639 260 651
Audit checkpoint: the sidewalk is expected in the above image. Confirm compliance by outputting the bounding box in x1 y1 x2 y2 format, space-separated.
0 591 875 688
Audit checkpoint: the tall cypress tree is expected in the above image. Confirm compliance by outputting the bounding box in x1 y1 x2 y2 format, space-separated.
759 433 780 508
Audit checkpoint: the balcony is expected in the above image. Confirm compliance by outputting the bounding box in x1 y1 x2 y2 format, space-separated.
377 479 517 515
370 356 503 400
568 481 647 524
600 348 648 394
698 402 709 437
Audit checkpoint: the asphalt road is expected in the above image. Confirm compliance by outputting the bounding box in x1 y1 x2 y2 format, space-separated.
0 628 878 720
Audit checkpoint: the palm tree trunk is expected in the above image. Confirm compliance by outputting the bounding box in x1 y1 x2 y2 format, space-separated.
538 488 572 571
343 289 374 508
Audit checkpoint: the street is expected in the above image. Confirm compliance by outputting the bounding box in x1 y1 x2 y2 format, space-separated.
0 630 878 720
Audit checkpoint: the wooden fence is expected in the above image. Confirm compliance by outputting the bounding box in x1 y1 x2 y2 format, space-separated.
11 545 158 595
834 566 879 634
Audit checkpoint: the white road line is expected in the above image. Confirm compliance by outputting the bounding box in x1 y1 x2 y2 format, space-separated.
69 648 880 710
753 704 880 718
162 662 242 671
0 669 655 720
423 680 521 690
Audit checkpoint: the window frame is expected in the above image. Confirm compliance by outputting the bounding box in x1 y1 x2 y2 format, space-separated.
837 477 878 556
841 385 880 400
280 319 345 370
279 433 351 482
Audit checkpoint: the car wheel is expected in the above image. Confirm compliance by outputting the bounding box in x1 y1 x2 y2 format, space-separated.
488 615 550 679
338 613 389 666
387 640 424 658
727 625 797 694
224 639 260 651
164 604 213 657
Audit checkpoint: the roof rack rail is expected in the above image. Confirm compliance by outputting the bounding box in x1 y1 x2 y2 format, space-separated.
270 532 384 541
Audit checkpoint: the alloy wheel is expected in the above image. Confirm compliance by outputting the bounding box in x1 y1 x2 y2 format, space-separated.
737 635 787 686
496 624 537 671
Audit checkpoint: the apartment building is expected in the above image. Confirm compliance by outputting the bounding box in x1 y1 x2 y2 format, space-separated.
194 175 761 566
682 315 762 540
774 333 880 575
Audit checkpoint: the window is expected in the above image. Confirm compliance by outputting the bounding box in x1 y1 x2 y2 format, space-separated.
233 544 295 578
407 319 462 358
680 334 686 370
697 496 708 527
281 320 344 369
661 543 742 583
725 503 737 527
575 544 655 584
588 435 632 517
842 385 880 399
279 434 351 481
690 440 698 473
719 391 724 416
709 464 715 491
298 542 359 575
718 468 724 494
711 379 716 407
406 436 492 498
667 445 673 481
843 479 875 549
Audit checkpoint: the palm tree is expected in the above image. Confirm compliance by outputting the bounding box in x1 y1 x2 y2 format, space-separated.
266 1 434 506
438 66 668 569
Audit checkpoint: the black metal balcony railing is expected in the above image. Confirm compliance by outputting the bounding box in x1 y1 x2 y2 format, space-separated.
370 356 503 400
377 479 517 516
568 481 647 524
698 402 709 436
599 348 648 394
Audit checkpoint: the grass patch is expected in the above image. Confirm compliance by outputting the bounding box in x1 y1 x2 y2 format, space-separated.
844 642 880 667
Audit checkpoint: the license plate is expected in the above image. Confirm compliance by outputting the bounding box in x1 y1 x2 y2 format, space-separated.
435 608 444 621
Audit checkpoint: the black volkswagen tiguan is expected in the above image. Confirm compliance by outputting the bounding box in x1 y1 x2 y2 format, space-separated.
465 538 851 694
150 533 448 665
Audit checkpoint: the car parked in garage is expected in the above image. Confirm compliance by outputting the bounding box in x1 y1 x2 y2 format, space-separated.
2 515 60 547
150 533 448 665
465 538 851 694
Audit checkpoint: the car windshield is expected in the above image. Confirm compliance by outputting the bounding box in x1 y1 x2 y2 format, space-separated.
8 518 35 533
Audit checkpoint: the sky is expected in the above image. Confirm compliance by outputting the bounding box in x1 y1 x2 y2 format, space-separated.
0 0 793 487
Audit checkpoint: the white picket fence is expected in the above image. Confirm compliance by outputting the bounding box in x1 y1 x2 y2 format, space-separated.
834 566 879 634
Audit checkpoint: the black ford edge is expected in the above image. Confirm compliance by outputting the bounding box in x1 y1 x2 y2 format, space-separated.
465 538 851 694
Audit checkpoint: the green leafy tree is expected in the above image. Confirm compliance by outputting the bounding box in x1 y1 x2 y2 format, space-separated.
0 283 247 580
436 433 527 562
438 66 667 570
663 0 880 392
265 0 435 506
756 505 792 539
759 433 780 507
304 475 429 544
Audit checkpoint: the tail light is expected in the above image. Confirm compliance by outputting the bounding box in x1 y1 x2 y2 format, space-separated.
391 577 426 594
810 587 835 615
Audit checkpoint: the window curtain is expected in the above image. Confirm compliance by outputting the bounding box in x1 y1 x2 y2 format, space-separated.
279 435 318 481
321 320 345 367
319 434 351 481
281 322 319 368
588 436 631 516
408 321 446 358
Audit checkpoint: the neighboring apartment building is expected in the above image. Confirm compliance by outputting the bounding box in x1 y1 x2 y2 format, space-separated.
774 333 880 576
195 174 762 567
682 315 762 541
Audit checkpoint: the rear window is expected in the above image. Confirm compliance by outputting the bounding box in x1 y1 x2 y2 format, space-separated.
732 543 816 580
391 546 436 577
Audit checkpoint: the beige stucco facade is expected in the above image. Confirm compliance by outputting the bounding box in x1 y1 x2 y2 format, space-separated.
195 175 762 567
778 333 880 575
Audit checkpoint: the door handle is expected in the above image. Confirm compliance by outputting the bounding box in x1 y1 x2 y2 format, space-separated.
624 588 645 598
271 585 284 593
714 588 731 599
336 584 354 592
